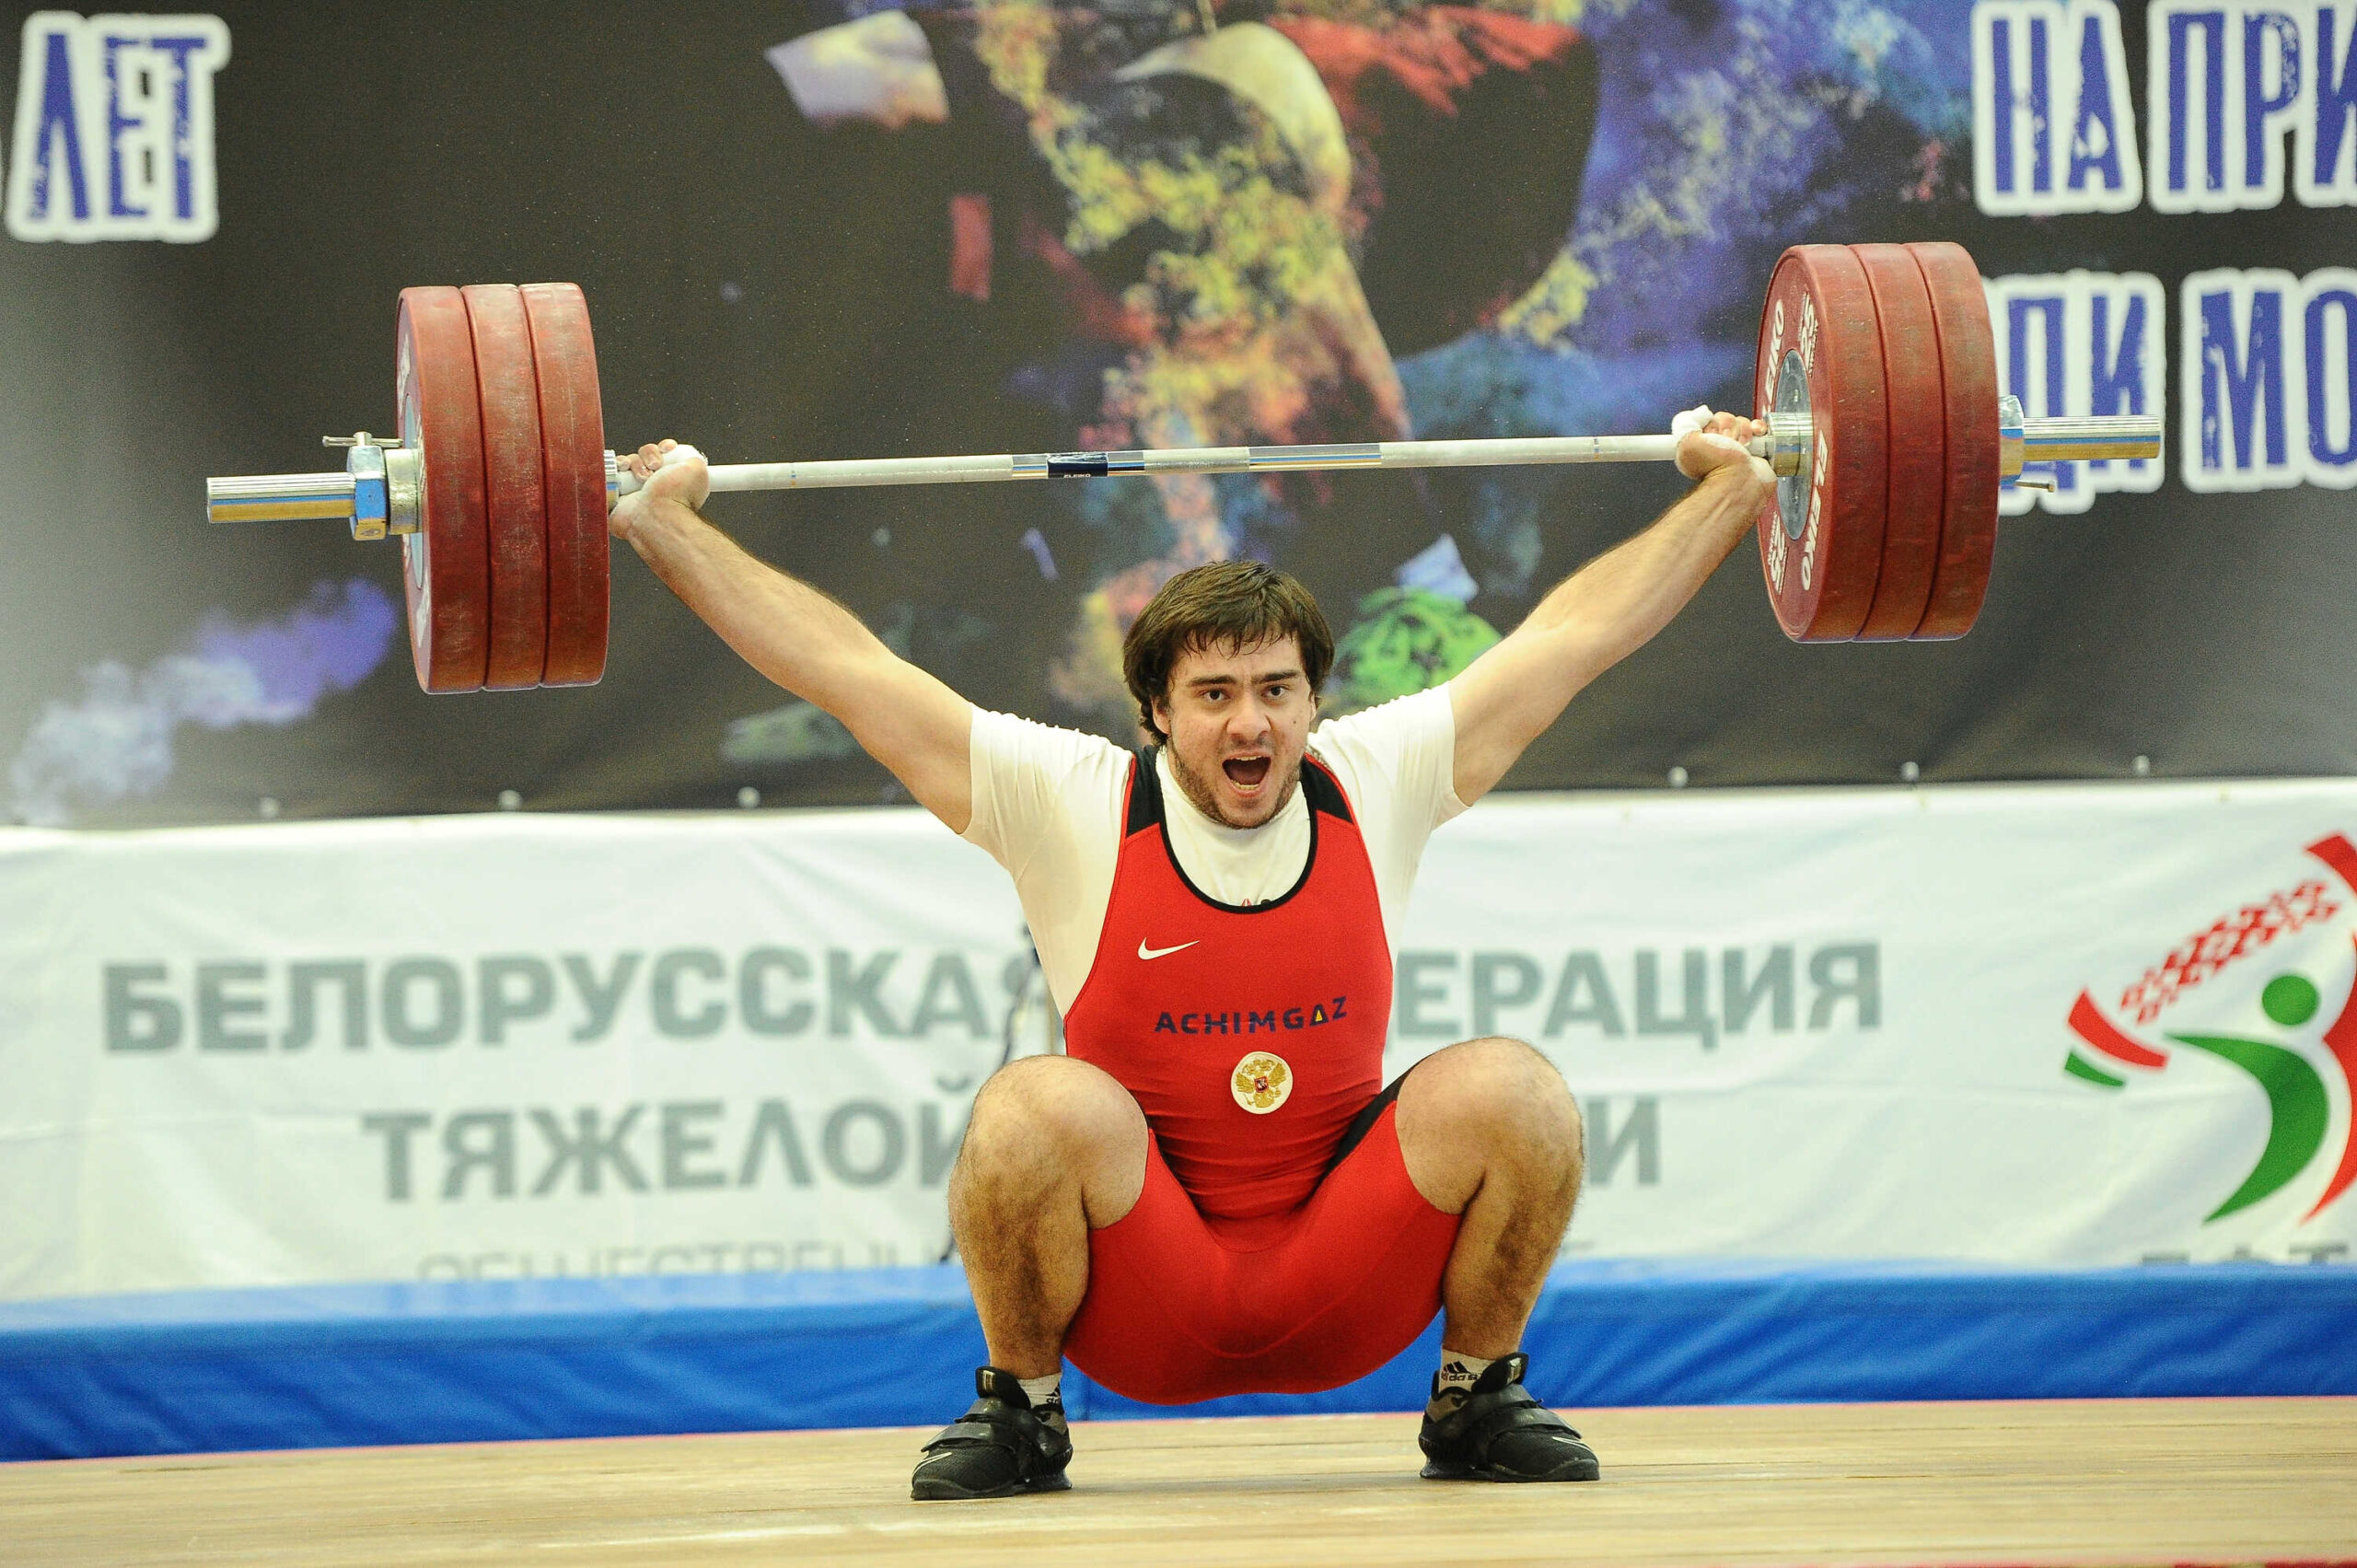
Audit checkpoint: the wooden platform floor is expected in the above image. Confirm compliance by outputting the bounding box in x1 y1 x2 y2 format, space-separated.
7 1399 2355 1567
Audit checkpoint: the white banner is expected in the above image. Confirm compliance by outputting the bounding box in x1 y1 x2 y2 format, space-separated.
5 778 2354 1301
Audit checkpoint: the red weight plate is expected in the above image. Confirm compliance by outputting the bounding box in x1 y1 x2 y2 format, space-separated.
396 287 489 692
1851 244 1945 642
1751 245 1888 642
1907 241 2001 640
519 283 610 688
460 285 551 691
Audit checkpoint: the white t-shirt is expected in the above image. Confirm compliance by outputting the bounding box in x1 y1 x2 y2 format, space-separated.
963 685 1467 1013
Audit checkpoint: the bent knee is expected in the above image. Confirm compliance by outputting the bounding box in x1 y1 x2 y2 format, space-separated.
967 1054 1145 1153
1397 1038 1583 1187
1413 1037 1577 1128
958 1055 1147 1225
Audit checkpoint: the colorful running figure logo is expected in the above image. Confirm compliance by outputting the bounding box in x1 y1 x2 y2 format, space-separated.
2064 833 2357 1224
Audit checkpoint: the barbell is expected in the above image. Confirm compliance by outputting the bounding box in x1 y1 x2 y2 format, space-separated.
205 240 2163 693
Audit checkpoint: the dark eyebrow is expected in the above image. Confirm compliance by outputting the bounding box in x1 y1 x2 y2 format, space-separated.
1185 668 1302 690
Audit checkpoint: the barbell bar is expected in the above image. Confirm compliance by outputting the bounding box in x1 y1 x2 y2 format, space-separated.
203 241 2165 691
202 415 2158 523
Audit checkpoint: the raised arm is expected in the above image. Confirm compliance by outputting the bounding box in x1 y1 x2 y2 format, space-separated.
1446 411 1775 805
610 442 977 831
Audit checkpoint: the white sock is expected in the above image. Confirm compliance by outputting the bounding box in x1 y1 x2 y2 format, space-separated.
1017 1372 1063 1411
1431 1350 1495 1412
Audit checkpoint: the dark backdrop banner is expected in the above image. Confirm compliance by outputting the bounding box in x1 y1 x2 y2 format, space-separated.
3 0 2351 826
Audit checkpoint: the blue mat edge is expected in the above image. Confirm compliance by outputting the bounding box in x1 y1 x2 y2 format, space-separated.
4 1260 2351 1460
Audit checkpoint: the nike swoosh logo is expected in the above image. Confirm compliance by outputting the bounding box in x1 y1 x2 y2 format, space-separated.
1137 940 1200 961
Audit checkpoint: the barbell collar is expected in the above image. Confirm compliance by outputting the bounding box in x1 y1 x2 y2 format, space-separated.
1766 412 1813 480
206 435 417 540
1991 400 2164 480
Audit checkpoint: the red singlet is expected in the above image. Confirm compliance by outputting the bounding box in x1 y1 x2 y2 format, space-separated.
1058 749 1460 1403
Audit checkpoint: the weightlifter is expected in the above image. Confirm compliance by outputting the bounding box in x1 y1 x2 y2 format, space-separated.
608 409 1774 1497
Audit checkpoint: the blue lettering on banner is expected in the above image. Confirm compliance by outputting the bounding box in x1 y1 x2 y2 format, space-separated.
2147 1 2357 210
2180 267 2357 491
1975 1 2143 215
6 11 231 242
1985 271 2167 515
2184 268 2297 488
2306 4 2357 203
2306 272 2357 482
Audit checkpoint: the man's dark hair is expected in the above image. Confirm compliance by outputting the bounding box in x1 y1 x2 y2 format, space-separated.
1122 561 1334 742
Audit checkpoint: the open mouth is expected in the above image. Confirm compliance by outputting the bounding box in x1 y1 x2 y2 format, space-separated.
1222 755 1271 790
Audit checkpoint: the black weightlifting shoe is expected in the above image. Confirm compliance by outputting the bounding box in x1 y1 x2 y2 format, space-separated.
1418 1352 1600 1482
911 1366 1074 1500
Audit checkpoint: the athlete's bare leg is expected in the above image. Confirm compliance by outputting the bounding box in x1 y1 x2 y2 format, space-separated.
947 1055 1149 1376
1393 1036 1585 1358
